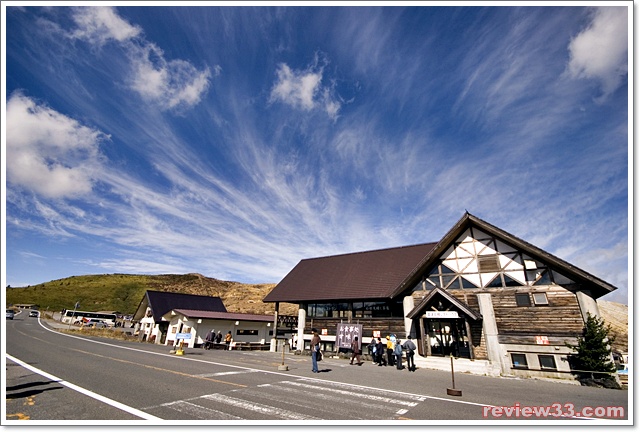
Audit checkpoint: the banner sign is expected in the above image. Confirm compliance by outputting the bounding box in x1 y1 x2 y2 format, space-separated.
336 323 363 350
535 335 549 345
176 333 192 340
425 311 459 319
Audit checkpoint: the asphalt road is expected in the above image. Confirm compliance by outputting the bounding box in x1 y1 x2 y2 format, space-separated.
5 312 630 425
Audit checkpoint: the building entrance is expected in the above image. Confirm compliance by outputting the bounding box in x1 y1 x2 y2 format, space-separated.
425 318 471 358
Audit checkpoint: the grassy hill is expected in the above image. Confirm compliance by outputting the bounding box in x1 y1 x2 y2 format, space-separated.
5 273 298 316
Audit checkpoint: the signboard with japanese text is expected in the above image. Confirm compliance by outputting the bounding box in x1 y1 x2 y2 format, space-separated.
337 323 363 350
176 333 192 340
425 311 459 319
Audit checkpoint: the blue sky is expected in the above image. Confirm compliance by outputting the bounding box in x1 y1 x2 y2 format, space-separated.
2 4 630 304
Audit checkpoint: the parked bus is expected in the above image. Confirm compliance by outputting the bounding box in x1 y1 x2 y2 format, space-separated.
62 310 117 326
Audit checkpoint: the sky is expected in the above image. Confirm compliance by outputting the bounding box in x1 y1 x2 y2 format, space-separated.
2 3 631 304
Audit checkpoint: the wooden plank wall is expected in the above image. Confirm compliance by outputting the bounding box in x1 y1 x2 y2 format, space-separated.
492 287 584 337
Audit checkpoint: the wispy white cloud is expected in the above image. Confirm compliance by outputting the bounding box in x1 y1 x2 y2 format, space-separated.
127 43 213 111
567 7 628 100
70 6 141 45
68 6 213 111
6 93 108 199
269 56 341 119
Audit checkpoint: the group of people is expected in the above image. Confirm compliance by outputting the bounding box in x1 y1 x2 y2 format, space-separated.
368 334 416 371
309 329 417 373
204 330 233 349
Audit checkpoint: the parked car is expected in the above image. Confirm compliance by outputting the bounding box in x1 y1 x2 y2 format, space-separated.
6 309 15 320
29 310 39 317
86 320 108 328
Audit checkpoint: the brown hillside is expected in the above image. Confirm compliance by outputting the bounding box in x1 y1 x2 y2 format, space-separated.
597 299 628 353
149 273 298 316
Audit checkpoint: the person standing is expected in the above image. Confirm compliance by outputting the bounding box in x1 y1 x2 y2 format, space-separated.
224 331 232 349
375 337 387 366
310 328 322 373
204 330 214 350
215 331 223 344
349 336 362 365
402 335 417 372
369 338 377 364
394 339 404 370
386 335 395 367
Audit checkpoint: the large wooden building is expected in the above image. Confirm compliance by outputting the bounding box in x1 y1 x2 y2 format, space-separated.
263 213 618 379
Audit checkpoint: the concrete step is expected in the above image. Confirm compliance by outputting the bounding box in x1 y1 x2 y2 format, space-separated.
414 355 502 377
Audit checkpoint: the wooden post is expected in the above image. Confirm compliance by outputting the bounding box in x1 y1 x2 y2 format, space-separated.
447 354 462 396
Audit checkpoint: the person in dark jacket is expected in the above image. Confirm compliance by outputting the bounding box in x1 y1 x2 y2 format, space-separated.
375 338 387 366
349 336 362 365
394 339 404 370
204 330 215 350
368 338 377 364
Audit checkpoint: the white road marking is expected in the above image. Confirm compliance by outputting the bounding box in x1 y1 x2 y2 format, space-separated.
196 369 261 377
253 382 406 418
5 354 161 420
160 400 243 420
282 380 419 407
201 393 320 420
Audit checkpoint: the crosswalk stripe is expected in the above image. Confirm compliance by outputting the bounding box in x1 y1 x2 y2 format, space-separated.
298 379 426 402
162 400 244 420
282 380 420 407
201 393 321 420
253 383 403 418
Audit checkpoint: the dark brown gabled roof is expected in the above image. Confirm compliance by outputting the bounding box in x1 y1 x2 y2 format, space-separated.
406 288 482 320
263 243 437 303
141 291 227 322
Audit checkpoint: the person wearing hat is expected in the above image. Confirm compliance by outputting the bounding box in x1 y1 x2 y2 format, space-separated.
402 335 417 372
386 335 395 367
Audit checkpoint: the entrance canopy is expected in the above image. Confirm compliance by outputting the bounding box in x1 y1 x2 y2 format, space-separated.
406 287 482 321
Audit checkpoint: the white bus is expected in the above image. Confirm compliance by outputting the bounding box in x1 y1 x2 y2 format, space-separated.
62 310 117 326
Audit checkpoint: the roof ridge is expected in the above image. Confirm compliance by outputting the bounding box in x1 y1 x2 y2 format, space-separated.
301 241 438 261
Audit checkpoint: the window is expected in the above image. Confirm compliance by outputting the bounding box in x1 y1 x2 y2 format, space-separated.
538 355 557 370
532 293 549 306
511 353 528 369
478 255 501 272
237 329 258 336
515 293 531 307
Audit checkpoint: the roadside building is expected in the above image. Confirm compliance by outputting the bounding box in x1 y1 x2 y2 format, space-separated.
132 290 226 344
161 309 274 349
263 212 618 379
